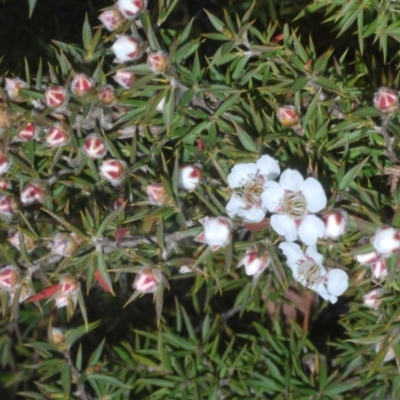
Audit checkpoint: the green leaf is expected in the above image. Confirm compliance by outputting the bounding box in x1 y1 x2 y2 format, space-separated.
234 122 258 153
338 158 368 191
82 14 92 51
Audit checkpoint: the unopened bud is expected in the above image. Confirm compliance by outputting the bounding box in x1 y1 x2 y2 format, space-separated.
371 226 400 256
363 289 381 309
20 180 46 205
0 266 20 290
373 87 399 114
195 216 233 252
56 274 80 308
98 9 125 31
355 251 381 265
51 233 78 257
147 52 169 74
0 153 11 175
0 195 18 215
111 35 143 63
239 245 271 276
8 230 38 253
146 183 169 205
100 159 127 185
113 70 135 89
277 106 301 129
323 209 348 239
44 86 69 110
178 164 203 191
5 77 28 102
117 0 147 19
17 122 38 142
111 195 127 211
70 73 94 97
83 134 107 159
0 178 11 190
46 123 71 147
98 85 116 106
133 267 161 293
371 259 387 280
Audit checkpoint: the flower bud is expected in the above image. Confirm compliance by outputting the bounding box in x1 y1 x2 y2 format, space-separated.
20 180 46 205
98 85 116 107
113 70 135 89
147 52 169 74
371 226 400 256
49 327 67 350
323 209 348 239
276 106 300 128
195 216 233 251
239 245 271 276
0 153 11 175
83 134 107 159
363 289 381 309
51 233 78 257
0 266 20 290
98 9 125 31
117 0 147 19
46 123 71 147
44 86 69 110
0 195 18 215
111 35 143 63
373 87 399 114
146 183 170 206
0 106 12 129
355 251 381 265
178 164 203 191
133 267 161 293
56 275 80 308
10 277 33 303
5 77 28 102
371 258 387 280
17 122 38 142
111 195 127 211
8 230 38 253
70 73 94 97
100 159 127 185
0 178 12 190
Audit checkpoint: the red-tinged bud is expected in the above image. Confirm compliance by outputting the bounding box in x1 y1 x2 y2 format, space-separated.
17 122 38 142
111 195 127 210
277 106 300 128
371 259 387 280
363 289 381 309
70 73 94 97
371 226 400 256
5 77 28 102
323 209 348 240
117 0 147 19
10 277 33 304
113 70 135 89
83 134 107 159
100 159 127 186
195 216 233 252
0 195 18 215
0 266 20 290
51 233 78 257
146 183 170 206
46 123 71 147
178 164 203 191
0 107 12 129
98 85 116 107
133 267 161 293
373 87 399 114
0 178 12 190
147 52 169 74
56 275 80 308
111 35 143 63
44 86 69 110
0 153 11 175
98 9 125 31
355 250 381 265
20 180 46 205
8 230 38 253
238 245 271 276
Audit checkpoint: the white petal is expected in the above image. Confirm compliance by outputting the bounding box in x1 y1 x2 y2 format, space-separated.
279 169 304 192
261 181 284 212
237 206 265 223
326 269 348 296
298 215 325 245
305 245 324 268
227 163 258 188
314 282 337 303
225 194 246 218
271 214 298 241
256 155 280 181
302 177 327 213
279 241 304 265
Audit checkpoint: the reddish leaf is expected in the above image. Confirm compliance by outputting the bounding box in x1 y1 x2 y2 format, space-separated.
244 218 270 232
26 284 60 303
95 270 113 293
272 33 284 42
196 139 203 154
114 228 129 246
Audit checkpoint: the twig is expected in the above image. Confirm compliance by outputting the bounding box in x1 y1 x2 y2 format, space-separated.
380 115 398 163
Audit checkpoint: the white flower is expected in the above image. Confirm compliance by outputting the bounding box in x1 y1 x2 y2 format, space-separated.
371 226 400 256
225 155 280 223
279 241 348 304
238 244 270 276
323 209 347 239
195 216 233 251
111 35 142 63
117 0 147 19
262 169 327 245
178 164 203 191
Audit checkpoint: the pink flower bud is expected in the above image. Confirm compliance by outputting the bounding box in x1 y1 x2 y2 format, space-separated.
371 259 387 280
371 226 400 256
20 180 46 205
0 195 18 215
8 230 38 253
117 0 147 19
195 216 233 251
133 267 161 293
98 9 125 31
355 251 381 265
0 178 12 190
239 245 271 276
44 86 69 110
0 266 20 290
323 209 348 239
5 77 28 102
100 159 127 185
51 233 78 257
111 195 127 210
98 85 116 107
83 134 107 159
373 87 399 114
17 122 38 142
178 164 203 191
56 275 80 308
113 70 135 89
147 52 169 74
70 73 94 97
111 35 143 63
46 123 71 147
276 106 300 128
146 183 169 205
0 153 11 175
363 289 381 309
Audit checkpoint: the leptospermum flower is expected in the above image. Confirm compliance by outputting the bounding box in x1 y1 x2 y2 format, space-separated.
98 85 116 106
113 70 135 89
9 276 33 304
363 289 381 309
46 123 71 147
0 153 11 175
147 52 169 74
354 250 387 280
44 86 69 111
100 159 127 186
238 244 271 277
70 73 94 97
5 77 28 102
195 216 233 251
117 0 147 19
323 209 348 240
371 226 400 256
83 134 107 159
98 9 125 31
17 122 38 142
279 241 349 304
0 265 21 291
146 183 170 206
373 87 399 114
50 233 78 257
55 275 80 308
225 155 280 223
0 195 18 215
262 169 327 245
111 35 143 63
20 180 46 205
178 164 203 191
8 230 38 253
133 267 162 294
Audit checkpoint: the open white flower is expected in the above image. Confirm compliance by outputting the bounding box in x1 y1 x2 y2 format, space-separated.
225 155 280 223
279 242 348 304
195 216 233 251
262 169 326 245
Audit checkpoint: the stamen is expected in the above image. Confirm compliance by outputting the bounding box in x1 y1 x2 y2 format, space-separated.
297 259 323 287
281 191 307 218
238 173 264 206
